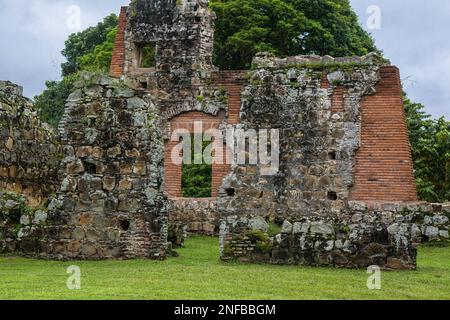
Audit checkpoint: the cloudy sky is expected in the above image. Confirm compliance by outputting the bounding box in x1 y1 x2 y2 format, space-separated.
0 0 448 118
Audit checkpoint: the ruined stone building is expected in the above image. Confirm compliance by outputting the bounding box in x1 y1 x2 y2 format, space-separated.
0 0 449 269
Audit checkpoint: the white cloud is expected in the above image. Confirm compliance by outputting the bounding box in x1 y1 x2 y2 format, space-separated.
350 0 450 118
0 0 448 119
0 0 128 98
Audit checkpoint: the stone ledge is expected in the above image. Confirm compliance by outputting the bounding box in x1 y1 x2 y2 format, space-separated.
252 52 390 70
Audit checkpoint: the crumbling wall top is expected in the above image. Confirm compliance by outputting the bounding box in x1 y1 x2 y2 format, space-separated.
128 0 213 41
251 52 390 70
0 81 24 98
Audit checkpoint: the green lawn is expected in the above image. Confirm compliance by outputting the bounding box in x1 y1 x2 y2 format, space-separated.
0 236 449 300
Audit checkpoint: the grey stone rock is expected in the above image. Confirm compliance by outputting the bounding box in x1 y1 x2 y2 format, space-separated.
80 244 97 256
114 86 135 98
20 215 30 226
387 223 399 234
351 214 363 223
281 220 293 234
327 71 345 83
292 222 303 234
48 198 63 211
248 217 269 232
67 90 82 102
439 230 449 238
424 215 432 225
84 85 103 98
33 210 48 224
5 200 20 210
425 226 439 240
411 224 422 240
433 215 449 225
310 222 334 235
325 240 334 251
127 97 146 109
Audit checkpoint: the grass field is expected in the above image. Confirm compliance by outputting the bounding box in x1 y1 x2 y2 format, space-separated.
0 236 449 300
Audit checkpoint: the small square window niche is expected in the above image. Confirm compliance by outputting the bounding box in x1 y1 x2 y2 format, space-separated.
138 43 156 68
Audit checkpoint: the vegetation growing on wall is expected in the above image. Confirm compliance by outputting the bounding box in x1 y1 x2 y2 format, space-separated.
34 75 77 127
140 44 157 68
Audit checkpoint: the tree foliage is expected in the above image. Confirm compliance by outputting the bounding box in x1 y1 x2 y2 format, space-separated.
209 0 377 69
404 97 450 202
34 75 77 127
181 135 213 198
61 14 118 77
34 15 118 127
78 27 117 73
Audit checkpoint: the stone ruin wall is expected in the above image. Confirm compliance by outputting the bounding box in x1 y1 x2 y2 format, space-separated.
0 81 61 207
0 81 62 254
1 74 170 259
43 73 169 260
74 0 450 266
219 202 449 269
1 0 449 269
111 0 244 235
216 53 447 269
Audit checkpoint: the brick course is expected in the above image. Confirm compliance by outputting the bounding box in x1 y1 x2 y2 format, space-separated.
350 66 418 201
109 7 127 77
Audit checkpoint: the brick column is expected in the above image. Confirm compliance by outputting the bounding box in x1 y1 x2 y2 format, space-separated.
109 7 127 77
350 66 418 201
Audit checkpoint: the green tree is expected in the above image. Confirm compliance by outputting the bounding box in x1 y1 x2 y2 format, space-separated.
181 135 213 198
404 97 450 202
285 0 376 57
209 0 377 69
61 14 118 77
78 27 118 73
35 15 118 127
34 75 77 127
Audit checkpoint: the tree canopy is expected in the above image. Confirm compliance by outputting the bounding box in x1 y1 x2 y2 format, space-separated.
404 97 450 202
35 15 118 127
210 0 377 69
34 75 78 127
61 14 118 77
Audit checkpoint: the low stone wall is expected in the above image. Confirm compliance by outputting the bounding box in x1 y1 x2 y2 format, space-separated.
0 191 49 254
169 198 219 235
219 202 449 270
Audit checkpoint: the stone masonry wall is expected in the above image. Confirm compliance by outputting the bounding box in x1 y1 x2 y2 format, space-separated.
168 198 218 235
0 81 61 207
0 0 431 269
219 202 449 269
218 53 383 220
26 72 169 260
218 53 422 269
0 191 49 254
